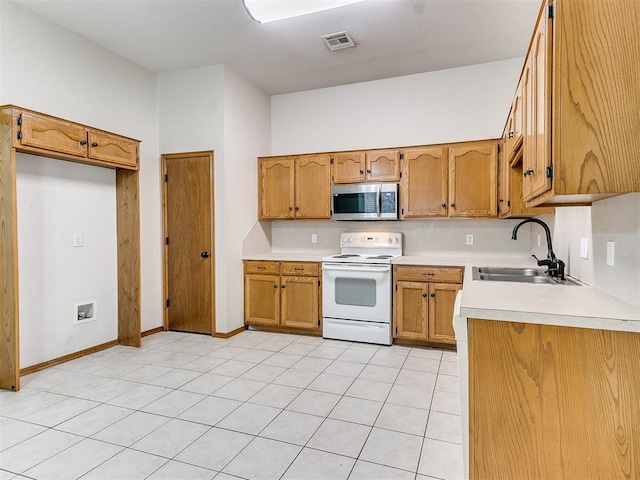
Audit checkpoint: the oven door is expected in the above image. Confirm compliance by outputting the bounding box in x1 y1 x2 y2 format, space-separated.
322 263 392 323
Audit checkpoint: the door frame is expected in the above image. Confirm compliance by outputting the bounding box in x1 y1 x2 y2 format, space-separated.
161 151 216 335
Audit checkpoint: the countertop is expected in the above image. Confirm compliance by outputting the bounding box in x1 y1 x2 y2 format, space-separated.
243 252 640 333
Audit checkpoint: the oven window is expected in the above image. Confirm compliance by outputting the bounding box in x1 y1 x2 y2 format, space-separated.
334 278 377 307
334 192 376 214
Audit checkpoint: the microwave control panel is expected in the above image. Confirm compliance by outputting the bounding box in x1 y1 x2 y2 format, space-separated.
381 191 397 214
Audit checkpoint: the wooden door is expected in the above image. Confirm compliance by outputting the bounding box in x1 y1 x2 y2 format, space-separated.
332 152 365 184
244 274 280 327
280 275 319 331
511 82 524 154
295 154 331 219
427 283 460 345
499 136 510 217
448 142 498 218
394 281 428 341
400 147 448 218
529 10 553 200
366 149 400 182
163 151 215 334
259 157 295 219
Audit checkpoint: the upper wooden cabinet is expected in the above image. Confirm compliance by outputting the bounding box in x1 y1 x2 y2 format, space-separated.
9 107 139 170
517 0 640 206
259 154 330 220
401 140 498 219
503 82 524 165
332 150 400 184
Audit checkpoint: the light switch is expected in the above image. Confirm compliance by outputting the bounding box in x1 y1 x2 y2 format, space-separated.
580 238 588 259
606 241 615 266
466 234 474 246
311 233 318 244
73 233 83 247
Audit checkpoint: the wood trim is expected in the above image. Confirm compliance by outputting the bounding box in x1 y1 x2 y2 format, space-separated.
142 326 165 337
243 325 323 337
19 339 119 376
0 107 20 391
116 169 141 347
213 325 247 339
161 151 216 336
393 338 456 350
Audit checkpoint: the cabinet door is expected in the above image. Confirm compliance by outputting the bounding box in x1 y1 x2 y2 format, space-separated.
295 154 331 219
448 142 498 218
427 283 460 345
512 82 524 154
280 276 320 331
366 150 400 182
88 131 139 169
499 137 511 217
244 274 280 326
19 112 88 157
332 152 365 184
394 281 428 341
523 10 552 201
400 147 448 218
259 157 295 219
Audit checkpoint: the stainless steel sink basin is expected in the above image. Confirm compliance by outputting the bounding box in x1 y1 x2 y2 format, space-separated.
472 267 581 286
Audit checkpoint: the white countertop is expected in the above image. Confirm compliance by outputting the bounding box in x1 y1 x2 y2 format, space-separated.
244 251 640 333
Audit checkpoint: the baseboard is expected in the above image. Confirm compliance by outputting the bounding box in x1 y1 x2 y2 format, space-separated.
213 325 247 339
142 326 165 337
20 339 119 376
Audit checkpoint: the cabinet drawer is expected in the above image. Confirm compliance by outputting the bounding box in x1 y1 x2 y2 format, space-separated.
394 265 463 283
280 262 319 276
244 261 279 275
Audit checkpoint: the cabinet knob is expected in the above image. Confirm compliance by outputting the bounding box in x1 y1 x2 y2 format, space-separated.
499 199 504 203
508 131 514 139
450 203 455 208
441 203 446 208
422 293 427 298
295 206 299 211
200 251 210 258
91 142 98 147
359 170 364 174
281 285 285 289
366 169 371 173
524 169 534 177
273 284 278 288
430 293 435 298
289 206 293 211
79 140 88 146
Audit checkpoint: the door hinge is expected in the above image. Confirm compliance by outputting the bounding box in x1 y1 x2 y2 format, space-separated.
507 200 511 207
165 237 169 245
395 284 397 291
318 320 321 327
16 114 22 126
330 157 334 165
17 131 22 140
395 327 398 334
166 299 170 308
548 3 554 18
399 153 404 160
497 143 501 153
399 171 402 178
401 208 404 215
164 174 168 182
318 280 320 286
546 165 553 179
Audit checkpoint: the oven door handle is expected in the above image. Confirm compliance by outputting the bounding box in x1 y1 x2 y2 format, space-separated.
323 264 391 273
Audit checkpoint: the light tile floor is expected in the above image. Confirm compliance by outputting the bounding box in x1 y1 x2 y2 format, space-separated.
0 330 464 480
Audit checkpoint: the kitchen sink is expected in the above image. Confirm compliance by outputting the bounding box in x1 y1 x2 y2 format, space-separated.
472 267 581 286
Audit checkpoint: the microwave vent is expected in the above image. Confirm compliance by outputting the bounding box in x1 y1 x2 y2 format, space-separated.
322 31 356 51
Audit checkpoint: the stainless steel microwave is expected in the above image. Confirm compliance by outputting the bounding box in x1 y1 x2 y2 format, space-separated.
331 183 398 221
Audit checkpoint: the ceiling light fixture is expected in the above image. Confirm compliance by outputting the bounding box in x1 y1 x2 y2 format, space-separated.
242 0 365 24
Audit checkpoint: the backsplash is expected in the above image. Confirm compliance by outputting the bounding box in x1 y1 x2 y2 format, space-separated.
269 218 532 256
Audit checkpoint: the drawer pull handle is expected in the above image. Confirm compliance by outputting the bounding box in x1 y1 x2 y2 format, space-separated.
256 266 265 270
294 267 304 271
422 272 435 276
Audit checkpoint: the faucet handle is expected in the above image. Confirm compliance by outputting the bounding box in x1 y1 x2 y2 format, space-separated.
532 254 551 267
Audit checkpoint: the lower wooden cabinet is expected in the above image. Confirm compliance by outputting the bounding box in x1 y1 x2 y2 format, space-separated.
244 261 321 334
393 265 462 346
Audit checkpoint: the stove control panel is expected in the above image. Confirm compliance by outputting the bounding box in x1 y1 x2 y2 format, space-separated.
340 232 403 248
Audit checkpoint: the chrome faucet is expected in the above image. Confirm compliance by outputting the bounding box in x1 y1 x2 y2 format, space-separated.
512 218 565 280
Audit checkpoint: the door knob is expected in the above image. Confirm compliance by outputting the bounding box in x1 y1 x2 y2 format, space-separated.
201 251 210 258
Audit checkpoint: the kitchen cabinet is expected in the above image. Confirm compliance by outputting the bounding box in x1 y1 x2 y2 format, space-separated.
13 108 139 169
332 150 400 184
393 265 462 346
518 0 640 206
401 140 498 219
258 154 331 220
243 260 321 334
468 318 640 478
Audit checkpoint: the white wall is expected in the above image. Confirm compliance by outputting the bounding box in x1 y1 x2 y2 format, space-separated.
1 0 162 357
17 155 118 367
271 58 522 155
158 65 270 333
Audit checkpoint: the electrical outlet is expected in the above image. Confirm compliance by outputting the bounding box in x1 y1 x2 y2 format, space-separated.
580 238 588 259
606 241 615 266
311 233 318 244
466 234 474 246
73 233 83 247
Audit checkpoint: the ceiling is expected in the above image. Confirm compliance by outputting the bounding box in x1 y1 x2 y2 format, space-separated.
12 0 541 95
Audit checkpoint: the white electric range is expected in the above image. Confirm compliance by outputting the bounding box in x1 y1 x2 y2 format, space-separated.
322 232 403 345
